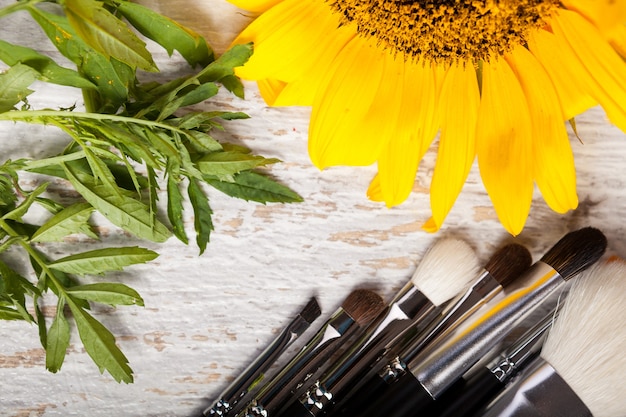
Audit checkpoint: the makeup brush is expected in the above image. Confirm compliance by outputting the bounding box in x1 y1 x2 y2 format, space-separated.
359 226 606 417
203 297 322 417
332 243 532 416
233 289 385 417
478 260 626 417
277 237 482 417
427 306 558 417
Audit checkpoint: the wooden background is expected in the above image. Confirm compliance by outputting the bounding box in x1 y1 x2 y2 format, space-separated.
1 0 626 415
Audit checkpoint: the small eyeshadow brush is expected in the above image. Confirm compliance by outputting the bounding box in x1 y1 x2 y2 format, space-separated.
203 297 322 417
479 260 626 417
359 227 607 417
234 289 385 417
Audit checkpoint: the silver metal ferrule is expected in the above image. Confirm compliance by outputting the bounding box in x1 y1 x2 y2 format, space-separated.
413 261 563 398
300 381 333 416
480 359 592 417
489 308 556 383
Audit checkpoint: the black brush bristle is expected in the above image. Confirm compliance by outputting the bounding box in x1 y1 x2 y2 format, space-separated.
540 227 607 280
300 297 322 324
485 243 532 288
342 289 386 325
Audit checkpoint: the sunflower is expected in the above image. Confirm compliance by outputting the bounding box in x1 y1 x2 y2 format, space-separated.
227 0 626 235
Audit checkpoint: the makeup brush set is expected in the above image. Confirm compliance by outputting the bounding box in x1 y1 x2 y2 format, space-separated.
198 227 626 417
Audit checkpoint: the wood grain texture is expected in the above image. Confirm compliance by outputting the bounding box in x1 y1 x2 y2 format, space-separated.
1 1 626 415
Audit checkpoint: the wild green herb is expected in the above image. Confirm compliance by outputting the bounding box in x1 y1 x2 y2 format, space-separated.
0 0 301 383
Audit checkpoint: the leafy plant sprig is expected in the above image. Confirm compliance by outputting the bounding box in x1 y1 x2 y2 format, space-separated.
0 0 302 382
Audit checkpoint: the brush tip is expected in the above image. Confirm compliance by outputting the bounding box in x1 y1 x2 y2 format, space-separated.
542 260 626 417
539 227 607 280
342 289 386 325
300 297 322 324
411 238 480 306
485 243 532 288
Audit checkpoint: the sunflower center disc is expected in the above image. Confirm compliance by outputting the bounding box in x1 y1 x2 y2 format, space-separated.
327 0 560 64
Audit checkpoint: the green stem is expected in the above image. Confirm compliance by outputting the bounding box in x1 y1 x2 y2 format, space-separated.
0 109 188 136
22 150 87 170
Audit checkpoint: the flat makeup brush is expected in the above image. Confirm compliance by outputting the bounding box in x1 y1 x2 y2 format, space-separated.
427 306 558 417
203 297 322 417
234 289 385 417
479 260 626 417
332 243 532 416
277 237 482 417
359 226 606 417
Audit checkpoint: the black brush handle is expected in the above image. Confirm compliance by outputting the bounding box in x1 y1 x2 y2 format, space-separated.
425 368 503 417
273 399 315 417
329 373 391 417
360 372 434 417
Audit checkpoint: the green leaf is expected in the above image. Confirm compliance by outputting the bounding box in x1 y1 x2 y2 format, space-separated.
2 182 49 221
46 298 70 373
187 178 213 255
197 152 280 181
64 166 171 242
0 306 25 320
31 202 97 243
219 74 245 99
49 246 158 275
205 171 303 203
67 282 143 306
198 43 253 83
0 260 38 323
63 0 157 72
183 130 222 153
115 1 214 67
0 63 36 112
167 171 188 244
27 6 132 112
0 39 96 89
66 295 134 383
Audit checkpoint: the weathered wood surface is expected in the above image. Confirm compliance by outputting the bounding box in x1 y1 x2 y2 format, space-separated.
1 1 626 415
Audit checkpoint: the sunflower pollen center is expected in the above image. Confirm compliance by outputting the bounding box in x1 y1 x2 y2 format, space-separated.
326 0 560 64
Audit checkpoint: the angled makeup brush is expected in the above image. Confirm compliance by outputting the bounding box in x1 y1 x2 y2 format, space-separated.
234 289 385 417
428 306 558 417
203 297 322 417
479 259 626 417
359 227 606 417
333 243 532 416
277 237 482 417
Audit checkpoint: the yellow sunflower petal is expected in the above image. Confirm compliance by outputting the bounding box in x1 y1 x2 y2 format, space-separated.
366 173 384 202
234 0 352 83
476 57 533 236
506 45 578 214
526 29 596 120
256 78 287 106
376 58 439 207
427 63 480 232
228 0 283 13
552 9 626 132
560 0 626 33
607 25 626 58
308 36 389 169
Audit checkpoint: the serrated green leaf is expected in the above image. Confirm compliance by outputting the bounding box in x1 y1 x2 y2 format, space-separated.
46 298 70 373
0 63 36 112
219 74 245 99
166 171 187 244
197 152 280 181
64 166 171 242
27 6 131 112
0 39 96 89
0 260 37 323
183 130 222 153
197 43 253 83
63 0 157 72
0 306 24 320
115 1 214 67
205 171 303 203
66 295 133 383
2 182 48 221
31 202 97 243
187 178 212 255
49 246 158 275
67 282 143 306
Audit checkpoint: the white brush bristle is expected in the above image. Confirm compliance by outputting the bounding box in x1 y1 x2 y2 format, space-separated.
410 238 480 306
542 260 626 417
